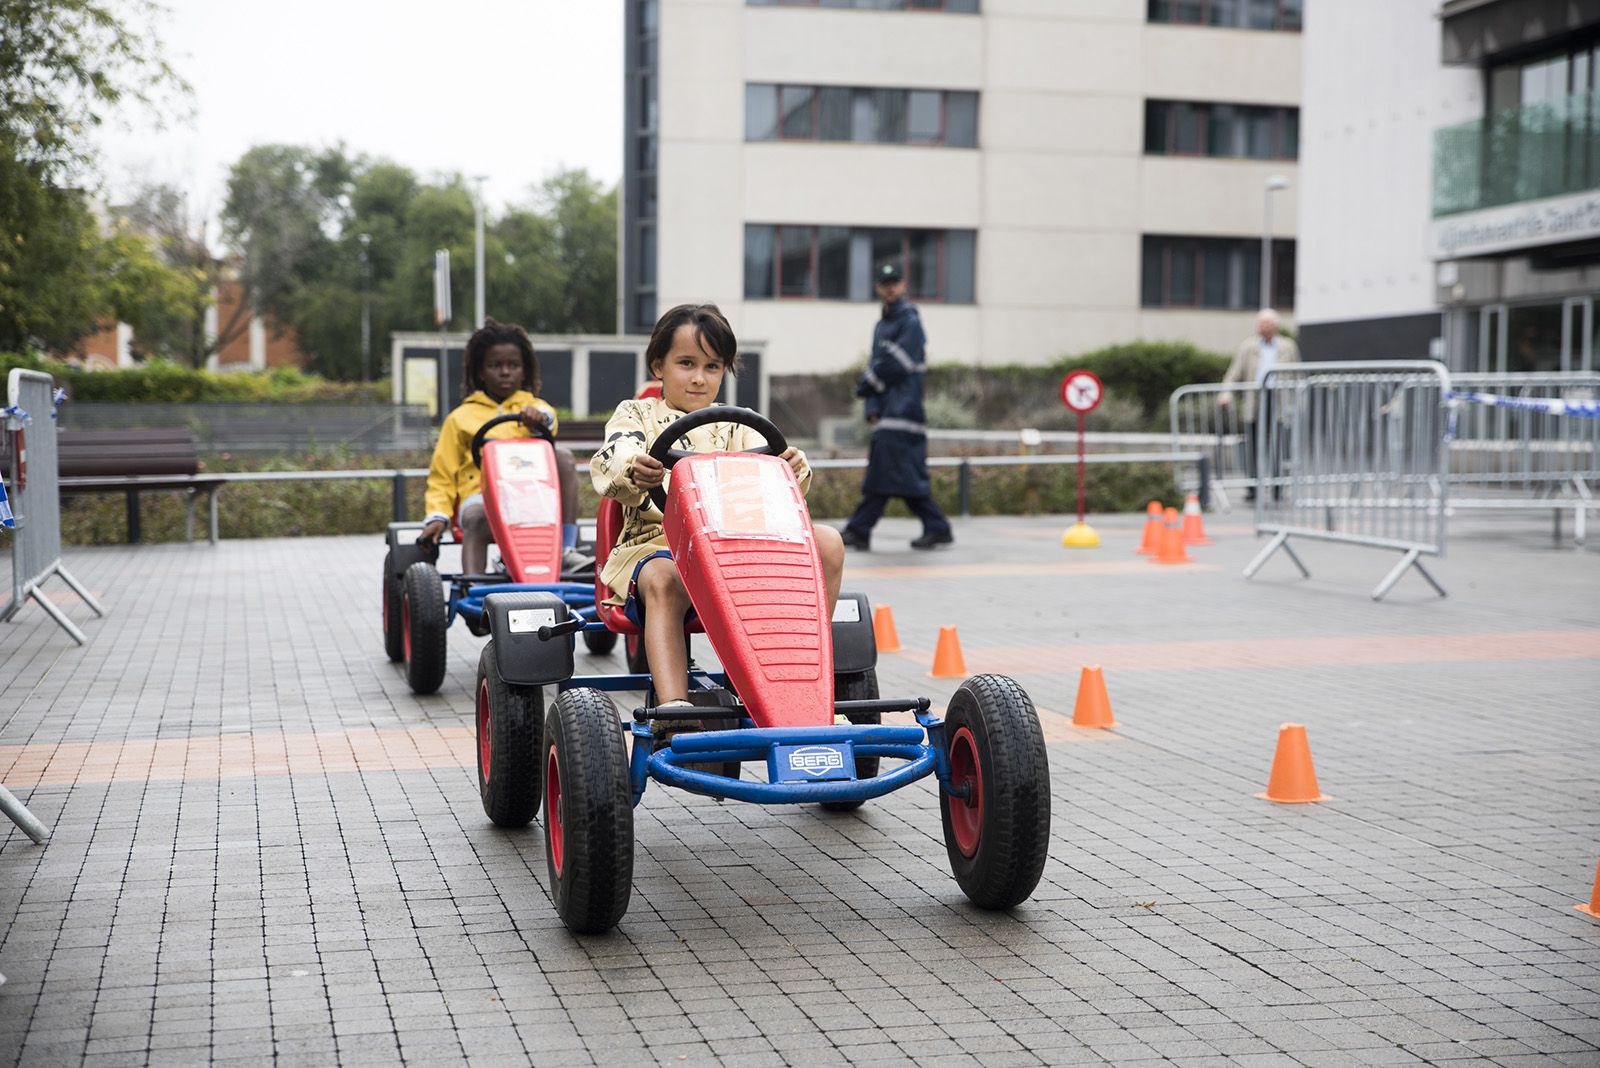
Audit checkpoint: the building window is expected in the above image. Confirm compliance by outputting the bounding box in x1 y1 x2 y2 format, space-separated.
1145 100 1298 160
747 84 979 148
1147 0 1301 32
1141 235 1295 310
747 0 979 11
745 225 977 303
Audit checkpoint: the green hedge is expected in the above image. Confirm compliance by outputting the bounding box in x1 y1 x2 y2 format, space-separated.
0 351 391 404
52 449 1177 544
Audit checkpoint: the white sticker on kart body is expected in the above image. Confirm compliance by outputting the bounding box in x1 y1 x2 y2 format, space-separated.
507 608 558 634
698 457 806 541
831 599 861 624
495 478 561 528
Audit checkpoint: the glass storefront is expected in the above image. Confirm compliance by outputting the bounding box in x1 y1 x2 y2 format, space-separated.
1449 298 1598 372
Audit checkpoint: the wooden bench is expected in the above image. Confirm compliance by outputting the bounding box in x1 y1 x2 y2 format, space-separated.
54 429 227 544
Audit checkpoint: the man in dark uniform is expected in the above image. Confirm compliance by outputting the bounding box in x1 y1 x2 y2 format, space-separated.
841 262 954 551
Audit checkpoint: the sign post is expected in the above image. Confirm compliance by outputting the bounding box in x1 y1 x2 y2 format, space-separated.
1059 370 1102 548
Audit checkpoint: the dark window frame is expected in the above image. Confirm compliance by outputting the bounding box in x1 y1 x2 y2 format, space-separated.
1147 0 1301 32
747 82 976 148
751 0 979 11
1142 234 1296 311
1145 99 1299 160
745 224 974 304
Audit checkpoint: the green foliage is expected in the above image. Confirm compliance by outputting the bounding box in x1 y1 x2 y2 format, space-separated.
220 150 620 380
1070 341 1231 421
0 350 388 403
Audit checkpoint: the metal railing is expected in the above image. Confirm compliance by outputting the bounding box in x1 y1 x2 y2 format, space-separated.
2 370 106 643
57 402 436 454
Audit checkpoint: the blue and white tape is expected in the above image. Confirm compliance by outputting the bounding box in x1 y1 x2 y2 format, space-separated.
1448 391 1600 418
0 475 12 528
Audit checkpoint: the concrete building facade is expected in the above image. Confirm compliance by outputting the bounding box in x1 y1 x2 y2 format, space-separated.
624 0 1304 376
1299 0 1600 373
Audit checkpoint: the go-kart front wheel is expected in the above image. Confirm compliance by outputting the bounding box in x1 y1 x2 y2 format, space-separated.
476 643 544 826
940 674 1051 911
382 550 405 662
401 561 448 695
544 688 634 934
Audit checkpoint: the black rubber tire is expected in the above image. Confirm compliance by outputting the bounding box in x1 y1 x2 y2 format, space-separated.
940 674 1051 911
544 688 634 934
382 550 405 662
401 561 448 695
583 629 619 656
821 669 881 813
625 633 649 676
476 643 544 827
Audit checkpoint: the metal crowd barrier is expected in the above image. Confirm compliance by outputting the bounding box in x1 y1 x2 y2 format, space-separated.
1243 362 1452 601
2 371 105 644
1169 381 1261 512
1446 372 1600 544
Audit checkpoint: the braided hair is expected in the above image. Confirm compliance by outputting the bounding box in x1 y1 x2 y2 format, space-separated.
463 319 539 395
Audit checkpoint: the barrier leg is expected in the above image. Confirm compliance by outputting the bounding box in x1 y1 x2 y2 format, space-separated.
1575 503 1586 548
209 488 220 544
184 488 197 543
126 489 141 544
0 784 50 844
1372 548 1446 602
1244 530 1309 581
23 583 86 645
54 565 105 618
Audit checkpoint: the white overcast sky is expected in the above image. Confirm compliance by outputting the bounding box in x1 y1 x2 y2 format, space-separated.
95 0 623 235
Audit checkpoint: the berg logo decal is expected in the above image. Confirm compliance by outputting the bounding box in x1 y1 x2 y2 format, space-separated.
788 745 845 777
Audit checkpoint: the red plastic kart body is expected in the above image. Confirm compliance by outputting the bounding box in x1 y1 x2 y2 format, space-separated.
662 453 833 730
479 437 563 583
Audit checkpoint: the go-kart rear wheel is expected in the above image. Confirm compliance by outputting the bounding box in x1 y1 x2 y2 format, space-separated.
582 628 618 656
821 669 881 813
401 561 448 695
940 674 1051 911
544 688 633 934
625 633 648 676
382 550 405 662
476 643 544 827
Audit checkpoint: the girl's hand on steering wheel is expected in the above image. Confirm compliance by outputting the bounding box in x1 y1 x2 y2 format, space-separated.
628 453 666 491
419 518 448 544
519 404 549 430
780 447 806 480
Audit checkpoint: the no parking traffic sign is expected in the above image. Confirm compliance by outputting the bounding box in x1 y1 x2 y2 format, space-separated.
1060 370 1103 414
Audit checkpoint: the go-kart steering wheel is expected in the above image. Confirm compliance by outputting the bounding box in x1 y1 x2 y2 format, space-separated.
645 405 788 512
470 412 554 470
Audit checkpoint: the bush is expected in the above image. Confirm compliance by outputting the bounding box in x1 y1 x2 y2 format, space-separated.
0 351 391 405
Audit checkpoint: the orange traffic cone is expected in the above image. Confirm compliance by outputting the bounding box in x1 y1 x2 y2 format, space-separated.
873 604 901 653
1136 500 1163 554
1152 507 1192 565
1181 494 1213 546
1576 859 1600 918
1071 666 1118 728
929 626 967 678
1256 723 1329 803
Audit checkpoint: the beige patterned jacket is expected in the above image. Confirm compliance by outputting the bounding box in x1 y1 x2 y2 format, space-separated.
590 397 812 605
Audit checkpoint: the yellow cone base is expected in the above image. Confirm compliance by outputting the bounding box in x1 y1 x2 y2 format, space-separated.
1061 522 1100 549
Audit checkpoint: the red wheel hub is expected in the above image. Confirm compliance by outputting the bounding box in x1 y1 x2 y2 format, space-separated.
477 678 492 781
546 747 563 876
948 726 983 858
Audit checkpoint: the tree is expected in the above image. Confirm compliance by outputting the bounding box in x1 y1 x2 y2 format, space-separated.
536 169 618 334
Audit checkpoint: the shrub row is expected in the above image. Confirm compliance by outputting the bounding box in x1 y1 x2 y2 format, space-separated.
0 352 391 405
54 450 1177 545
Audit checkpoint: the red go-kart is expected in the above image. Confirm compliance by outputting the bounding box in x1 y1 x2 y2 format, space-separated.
465 406 1052 933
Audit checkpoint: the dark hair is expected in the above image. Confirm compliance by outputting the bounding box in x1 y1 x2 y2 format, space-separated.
463 319 539 395
645 303 741 379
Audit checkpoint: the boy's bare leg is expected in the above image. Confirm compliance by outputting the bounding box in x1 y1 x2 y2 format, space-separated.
814 525 844 615
636 557 691 703
460 500 491 575
553 446 579 524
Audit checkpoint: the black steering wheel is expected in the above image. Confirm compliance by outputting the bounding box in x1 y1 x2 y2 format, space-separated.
645 405 788 512
470 411 553 470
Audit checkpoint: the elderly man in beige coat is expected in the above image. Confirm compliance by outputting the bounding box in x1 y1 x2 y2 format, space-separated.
1219 309 1300 501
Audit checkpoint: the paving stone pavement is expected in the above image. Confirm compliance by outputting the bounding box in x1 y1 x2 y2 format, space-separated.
0 512 1596 1067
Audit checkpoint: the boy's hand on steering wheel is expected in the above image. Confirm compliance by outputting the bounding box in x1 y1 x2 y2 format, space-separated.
628 453 666 491
418 518 448 544
519 404 550 430
780 447 806 479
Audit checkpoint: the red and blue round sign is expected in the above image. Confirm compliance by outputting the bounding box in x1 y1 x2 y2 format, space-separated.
1060 370 1103 414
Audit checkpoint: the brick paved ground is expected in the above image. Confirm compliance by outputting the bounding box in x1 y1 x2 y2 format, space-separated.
0 512 1596 1066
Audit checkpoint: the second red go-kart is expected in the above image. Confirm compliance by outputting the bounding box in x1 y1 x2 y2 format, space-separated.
465 406 1052 933
380 415 604 695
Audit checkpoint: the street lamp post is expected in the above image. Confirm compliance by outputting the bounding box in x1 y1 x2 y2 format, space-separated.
358 232 372 382
1261 174 1290 311
472 175 488 328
